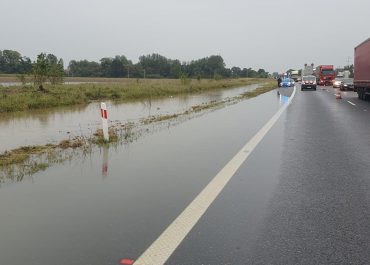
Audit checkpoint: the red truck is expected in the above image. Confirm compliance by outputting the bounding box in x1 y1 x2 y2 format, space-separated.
354 38 370 100
315 65 335 86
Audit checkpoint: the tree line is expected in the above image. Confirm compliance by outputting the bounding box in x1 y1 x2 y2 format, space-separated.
0 49 269 80
68 54 269 79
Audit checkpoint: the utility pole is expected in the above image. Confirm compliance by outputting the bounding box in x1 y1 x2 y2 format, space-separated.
127 66 130 78
143 69 146 79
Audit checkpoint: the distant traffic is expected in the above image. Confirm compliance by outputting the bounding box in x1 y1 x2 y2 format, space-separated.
275 37 370 99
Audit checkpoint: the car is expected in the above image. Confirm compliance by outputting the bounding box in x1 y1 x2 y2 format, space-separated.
281 78 294 87
340 78 354 91
301 75 317 90
333 78 344 88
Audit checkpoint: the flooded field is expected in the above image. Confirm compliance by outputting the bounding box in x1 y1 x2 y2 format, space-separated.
0 84 258 152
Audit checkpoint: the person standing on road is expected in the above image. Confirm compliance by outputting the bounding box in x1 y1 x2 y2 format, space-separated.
277 77 282 87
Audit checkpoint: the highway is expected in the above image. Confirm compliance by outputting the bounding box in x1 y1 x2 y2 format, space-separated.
1 84 370 265
167 85 370 265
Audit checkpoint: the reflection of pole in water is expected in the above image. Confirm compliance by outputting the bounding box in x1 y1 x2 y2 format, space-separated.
279 93 289 105
102 145 109 177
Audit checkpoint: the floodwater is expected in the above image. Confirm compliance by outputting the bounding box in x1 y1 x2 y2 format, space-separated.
0 85 293 265
0 84 258 152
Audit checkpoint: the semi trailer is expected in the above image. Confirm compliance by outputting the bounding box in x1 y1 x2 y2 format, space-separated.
354 38 370 100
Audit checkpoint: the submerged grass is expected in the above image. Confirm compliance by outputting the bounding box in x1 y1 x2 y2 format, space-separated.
0 78 268 113
0 145 54 166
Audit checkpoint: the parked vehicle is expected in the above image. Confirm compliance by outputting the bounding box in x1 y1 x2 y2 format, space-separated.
315 65 335 86
301 75 317 90
354 38 370 100
340 78 354 91
333 78 344 88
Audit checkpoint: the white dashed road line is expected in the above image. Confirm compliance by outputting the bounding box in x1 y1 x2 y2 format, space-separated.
133 87 297 265
347 101 356 106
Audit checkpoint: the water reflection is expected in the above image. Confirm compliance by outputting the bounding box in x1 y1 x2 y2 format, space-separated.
101 145 109 177
279 94 290 104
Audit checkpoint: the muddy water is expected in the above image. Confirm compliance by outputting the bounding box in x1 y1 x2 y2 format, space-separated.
0 84 258 152
0 87 293 265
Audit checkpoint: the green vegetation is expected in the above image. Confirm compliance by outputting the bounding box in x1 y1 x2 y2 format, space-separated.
1 49 269 79
33 53 64 87
0 145 54 167
0 78 268 113
0 50 32 74
240 80 277 99
91 129 119 145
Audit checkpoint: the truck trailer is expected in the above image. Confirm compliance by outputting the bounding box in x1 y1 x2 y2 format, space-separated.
315 65 335 86
302 63 314 76
354 38 370 100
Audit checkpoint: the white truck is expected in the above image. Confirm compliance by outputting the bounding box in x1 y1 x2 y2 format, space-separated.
302 63 314 76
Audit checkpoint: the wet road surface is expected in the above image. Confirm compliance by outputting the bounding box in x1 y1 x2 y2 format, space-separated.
167 84 370 264
2 84 370 265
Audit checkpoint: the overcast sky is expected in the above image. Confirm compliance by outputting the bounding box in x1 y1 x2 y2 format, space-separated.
1 0 369 73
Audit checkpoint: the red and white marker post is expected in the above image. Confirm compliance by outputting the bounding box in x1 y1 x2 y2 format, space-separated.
100 102 109 141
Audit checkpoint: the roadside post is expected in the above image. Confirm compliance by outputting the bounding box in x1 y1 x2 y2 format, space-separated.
100 102 109 141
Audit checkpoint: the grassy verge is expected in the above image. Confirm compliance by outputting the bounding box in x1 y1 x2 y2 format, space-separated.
0 78 269 113
240 80 277 99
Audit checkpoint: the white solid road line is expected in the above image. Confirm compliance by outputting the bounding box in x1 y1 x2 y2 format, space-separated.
133 87 297 265
347 100 356 106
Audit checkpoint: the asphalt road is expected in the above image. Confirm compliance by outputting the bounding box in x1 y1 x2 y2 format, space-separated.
166 85 370 265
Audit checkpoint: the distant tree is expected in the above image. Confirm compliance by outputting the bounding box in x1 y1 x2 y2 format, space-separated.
344 64 354 78
68 60 101 77
0 49 32 74
33 53 64 87
2 50 21 73
100 57 113 77
169 59 182 78
223 68 232 78
257 68 268 78
48 58 64 85
46 54 58 65
231 67 242 78
110 57 124 77
33 53 49 87
139 53 171 78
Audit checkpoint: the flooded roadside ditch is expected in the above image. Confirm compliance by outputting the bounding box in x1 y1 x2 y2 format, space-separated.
0 82 278 184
